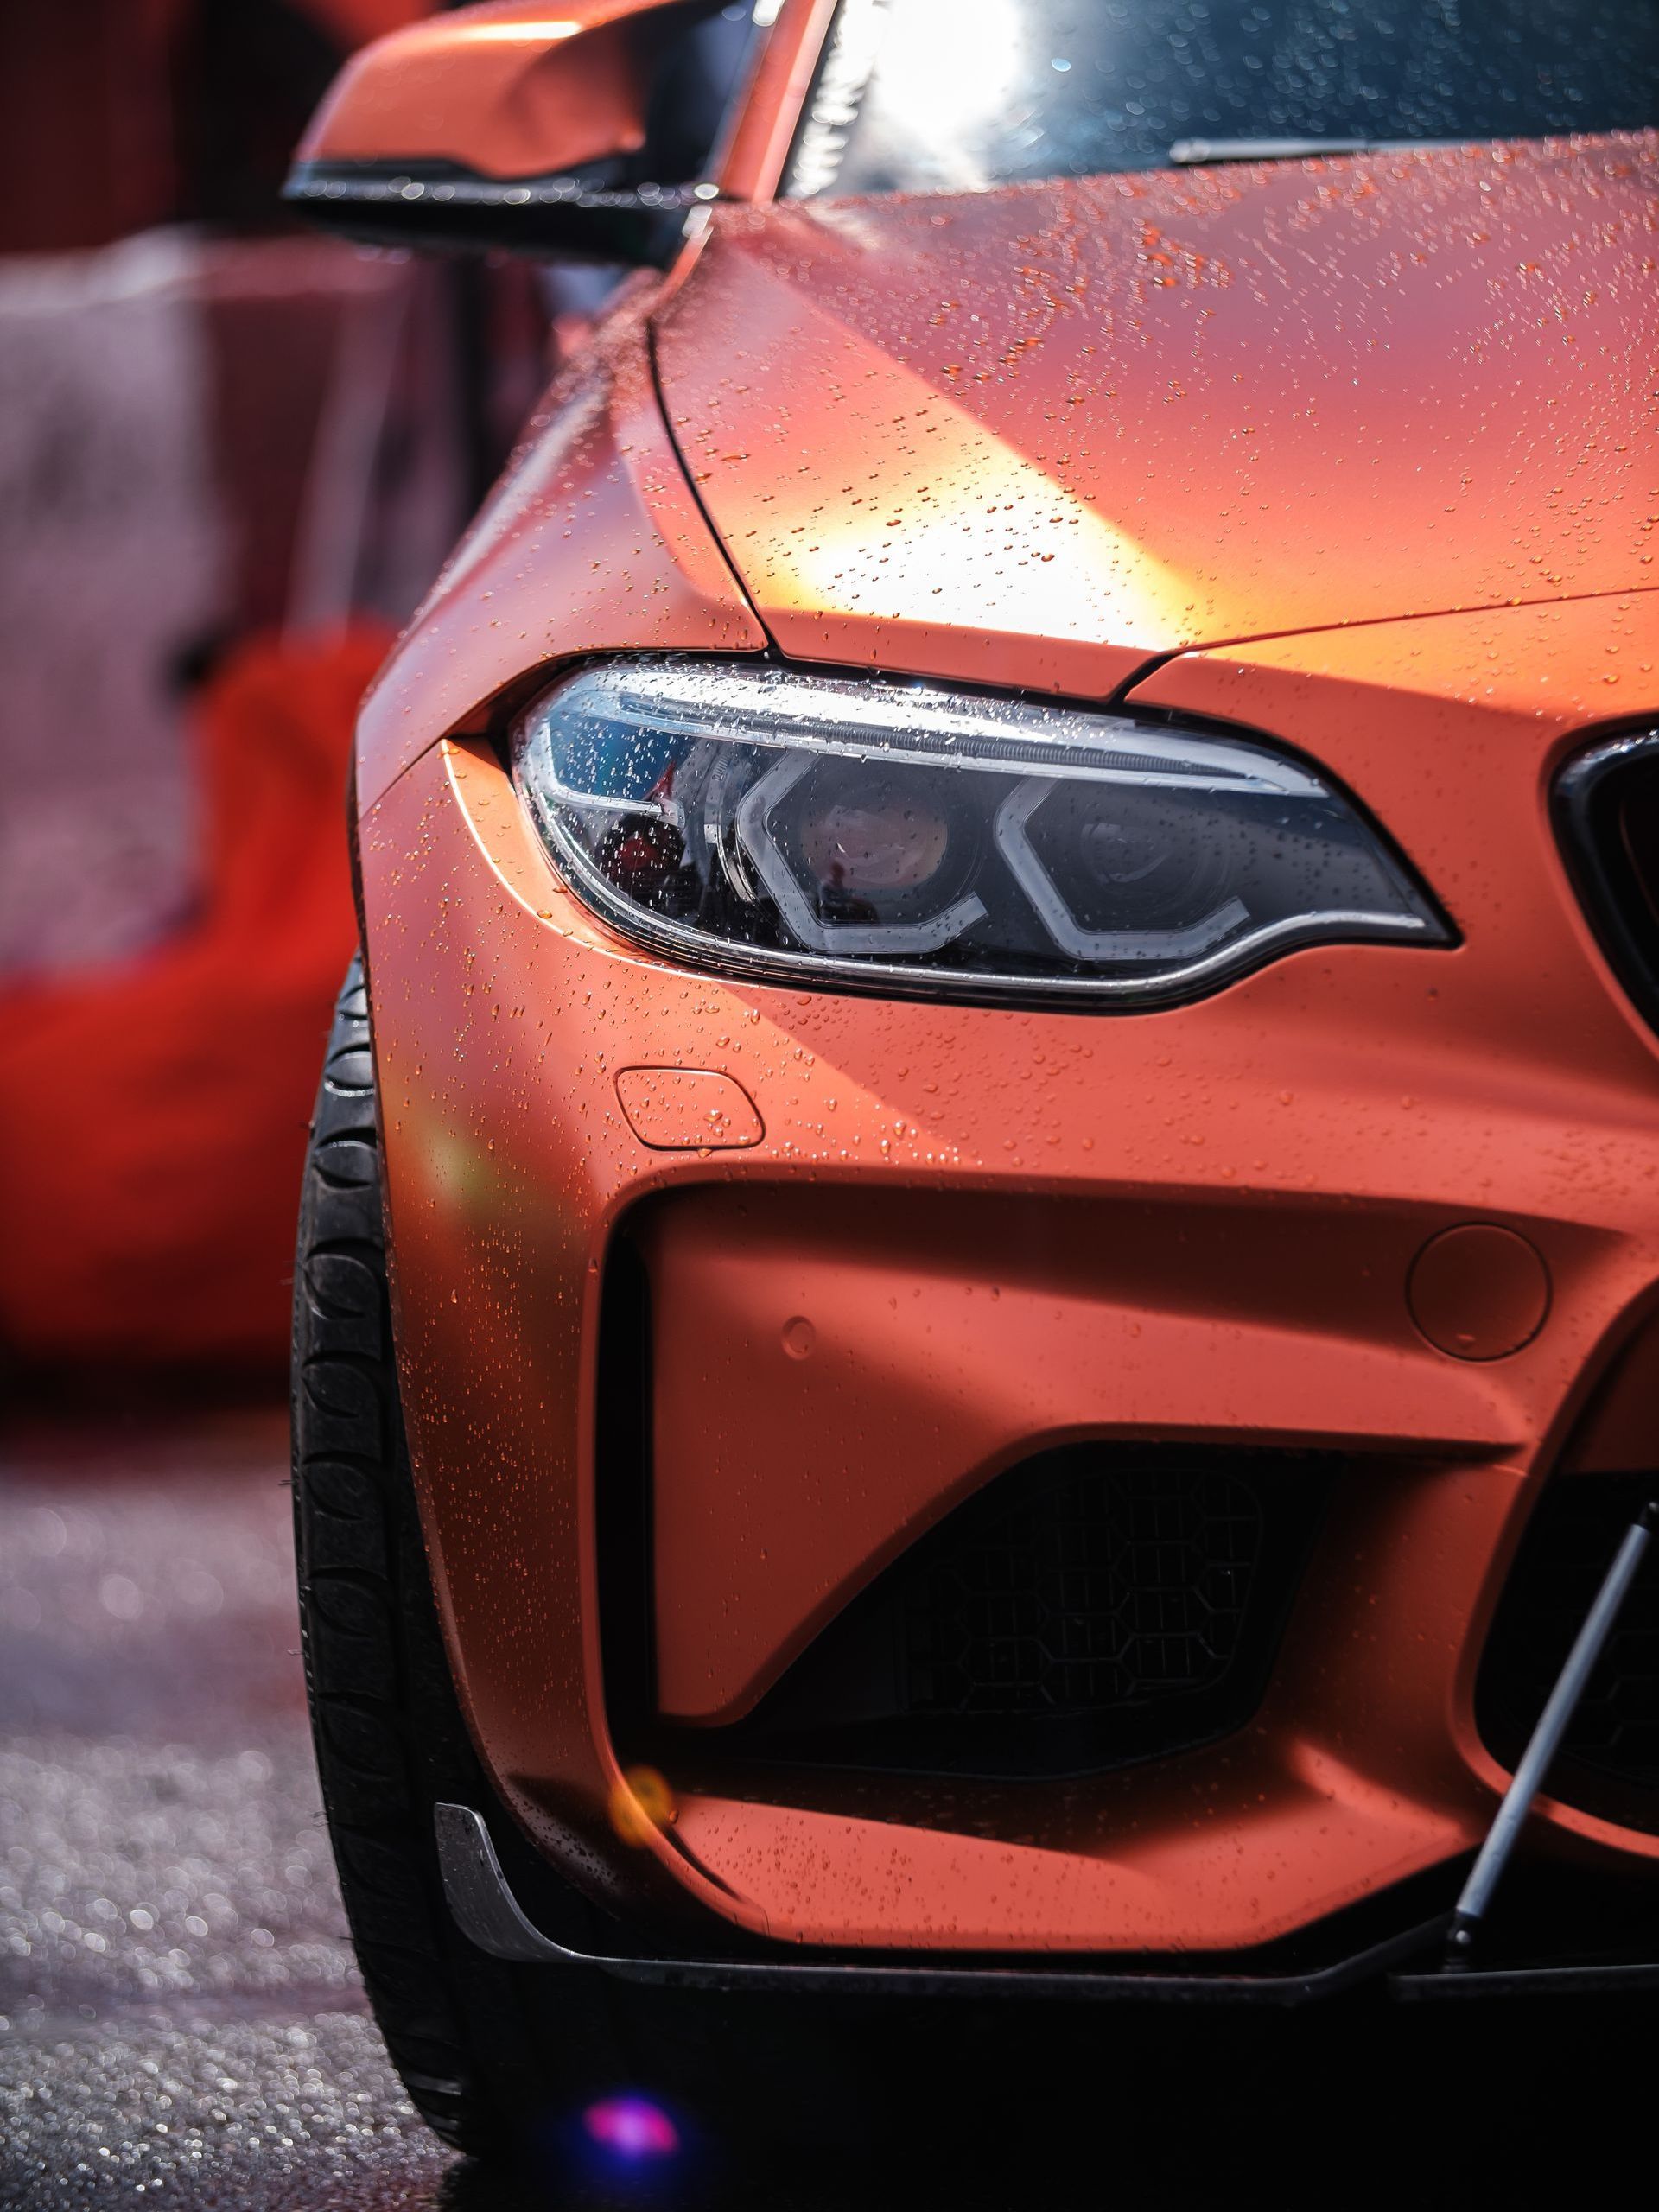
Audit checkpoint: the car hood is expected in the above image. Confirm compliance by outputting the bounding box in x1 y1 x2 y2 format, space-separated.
654 133 1658 694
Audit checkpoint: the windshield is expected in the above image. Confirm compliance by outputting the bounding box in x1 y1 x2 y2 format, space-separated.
781 0 1659 198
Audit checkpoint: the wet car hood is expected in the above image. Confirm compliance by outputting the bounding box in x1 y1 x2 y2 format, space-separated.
654 134 1658 684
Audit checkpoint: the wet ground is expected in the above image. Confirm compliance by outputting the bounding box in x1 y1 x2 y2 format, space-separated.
0 1411 451 2209
1 1409 1652 2209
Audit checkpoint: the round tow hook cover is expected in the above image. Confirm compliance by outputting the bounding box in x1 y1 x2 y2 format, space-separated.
1408 1223 1550 1361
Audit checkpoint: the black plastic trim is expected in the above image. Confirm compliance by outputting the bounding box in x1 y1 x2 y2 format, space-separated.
283 158 709 262
1476 1468 1659 1834
1392 1959 1659 2000
1553 726 1659 1035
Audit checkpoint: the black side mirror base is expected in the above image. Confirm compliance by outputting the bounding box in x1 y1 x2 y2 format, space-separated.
283 159 712 264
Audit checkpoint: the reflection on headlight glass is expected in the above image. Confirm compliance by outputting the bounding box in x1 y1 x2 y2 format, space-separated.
511 658 1448 1004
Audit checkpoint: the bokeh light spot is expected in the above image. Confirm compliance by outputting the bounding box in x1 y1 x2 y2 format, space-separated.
607 1763 677 1847
582 2094 681 2163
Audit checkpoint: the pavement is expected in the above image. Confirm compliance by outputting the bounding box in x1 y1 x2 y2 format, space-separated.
0 1409 456 2209
1 1407 1653 2209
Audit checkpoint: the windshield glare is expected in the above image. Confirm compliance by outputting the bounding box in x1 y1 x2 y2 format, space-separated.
782 0 1659 198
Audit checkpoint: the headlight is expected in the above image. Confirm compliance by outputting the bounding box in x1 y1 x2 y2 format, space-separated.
512 658 1449 1005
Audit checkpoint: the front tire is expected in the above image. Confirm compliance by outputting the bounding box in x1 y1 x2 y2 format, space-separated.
290 956 622 2157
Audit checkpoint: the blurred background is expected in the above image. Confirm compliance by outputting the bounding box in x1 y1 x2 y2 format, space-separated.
0 0 558 1394
0 8 652 2200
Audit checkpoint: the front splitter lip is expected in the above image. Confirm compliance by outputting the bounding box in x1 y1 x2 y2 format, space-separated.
442 1802 1659 2004
438 1801 1450 2002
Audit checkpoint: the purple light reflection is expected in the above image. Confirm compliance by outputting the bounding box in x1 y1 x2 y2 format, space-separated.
582 2094 682 2164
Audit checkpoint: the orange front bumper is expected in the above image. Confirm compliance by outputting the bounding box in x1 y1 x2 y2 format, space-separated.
359 588 1659 1954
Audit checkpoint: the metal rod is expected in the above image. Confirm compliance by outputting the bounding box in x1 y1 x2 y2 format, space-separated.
1450 1500 1657 1955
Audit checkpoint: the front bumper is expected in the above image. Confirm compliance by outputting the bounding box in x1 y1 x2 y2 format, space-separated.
436 1800 1659 2003
359 589 1659 1955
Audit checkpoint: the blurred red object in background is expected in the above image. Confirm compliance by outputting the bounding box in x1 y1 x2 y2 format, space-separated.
0 2 554 1377
0 1 435 253
0 626 386 1374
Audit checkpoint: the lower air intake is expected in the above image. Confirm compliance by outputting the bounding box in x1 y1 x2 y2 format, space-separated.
724 1445 1334 1780
1478 1472 1659 1835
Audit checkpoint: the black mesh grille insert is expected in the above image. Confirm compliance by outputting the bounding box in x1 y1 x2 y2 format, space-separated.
1477 1472 1659 1834
899 1461 1261 1718
716 1445 1335 1780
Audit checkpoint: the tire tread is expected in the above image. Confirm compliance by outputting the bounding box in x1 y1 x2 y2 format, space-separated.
292 957 516 2151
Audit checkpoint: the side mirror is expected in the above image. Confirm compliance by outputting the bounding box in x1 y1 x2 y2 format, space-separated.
283 0 748 264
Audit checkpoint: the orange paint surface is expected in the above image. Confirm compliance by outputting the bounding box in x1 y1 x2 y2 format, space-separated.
299 0 667 178
657 139 1658 687
353 285 764 808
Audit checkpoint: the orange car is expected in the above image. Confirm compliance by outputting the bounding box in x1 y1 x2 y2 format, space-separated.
288 0 1659 2166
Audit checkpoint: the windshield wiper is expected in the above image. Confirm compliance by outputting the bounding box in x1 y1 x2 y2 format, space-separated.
1167 137 1375 164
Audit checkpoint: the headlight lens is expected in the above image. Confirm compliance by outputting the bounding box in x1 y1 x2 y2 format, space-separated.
512 658 1448 1004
